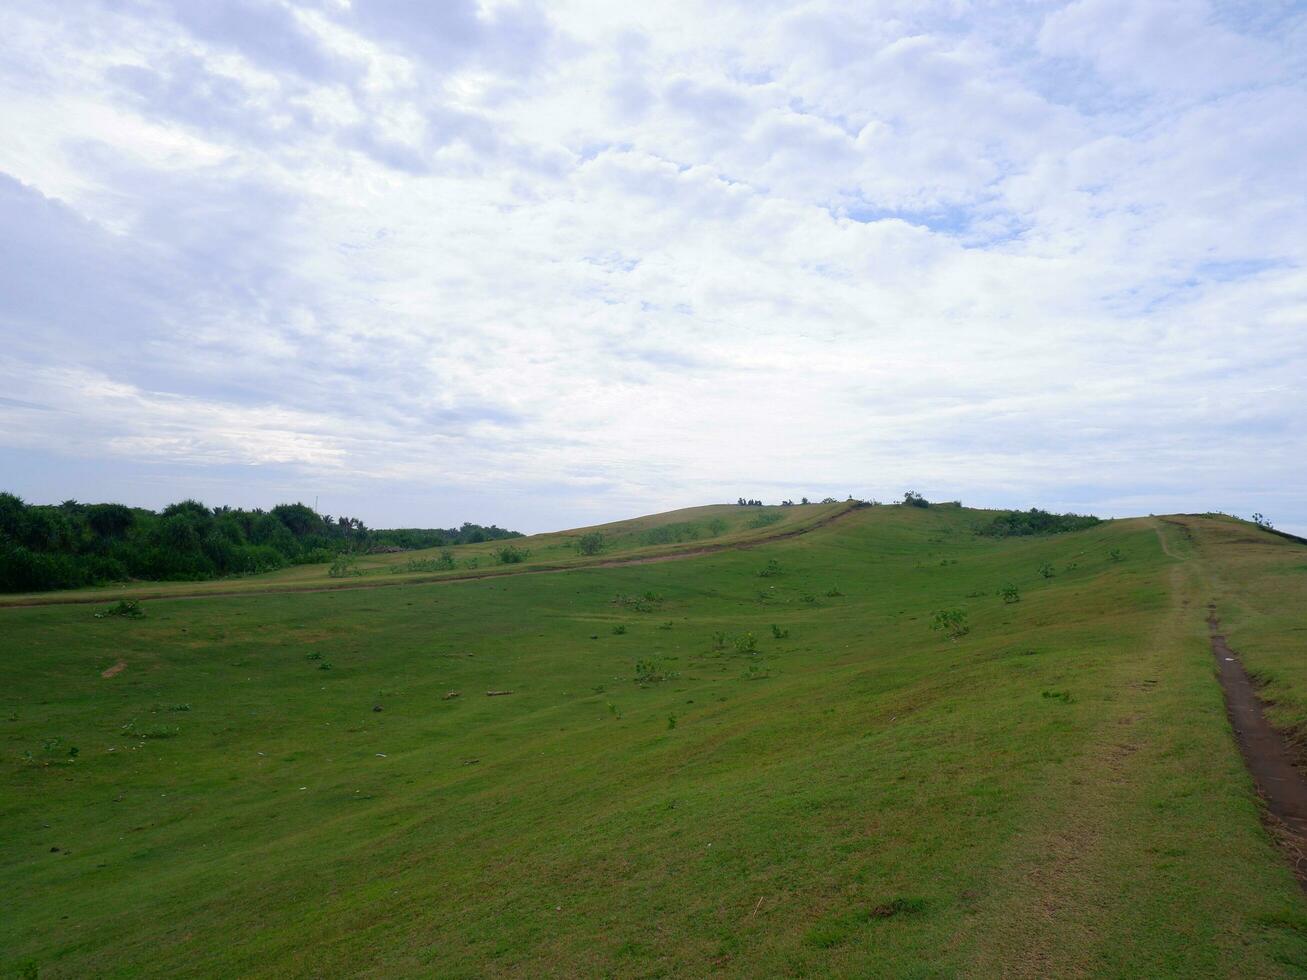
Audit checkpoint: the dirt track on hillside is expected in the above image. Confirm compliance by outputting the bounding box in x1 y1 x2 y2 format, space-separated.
0 503 866 609
1209 612 1307 891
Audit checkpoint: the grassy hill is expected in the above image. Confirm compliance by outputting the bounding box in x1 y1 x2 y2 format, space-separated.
4 504 1307 976
0 501 855 606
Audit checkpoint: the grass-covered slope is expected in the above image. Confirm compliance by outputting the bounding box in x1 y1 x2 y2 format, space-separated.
3 506 1307 976
0 502 854 606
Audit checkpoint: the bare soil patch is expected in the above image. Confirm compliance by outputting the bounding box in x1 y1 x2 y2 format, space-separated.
1209 610 1307 889
101 659 127 678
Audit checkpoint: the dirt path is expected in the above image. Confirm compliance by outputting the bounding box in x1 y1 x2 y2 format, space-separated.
1153 518 1186 561
0 503 866 609
1208 611 1307 889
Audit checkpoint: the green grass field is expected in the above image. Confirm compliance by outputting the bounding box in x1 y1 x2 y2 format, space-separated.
4 504 1307 977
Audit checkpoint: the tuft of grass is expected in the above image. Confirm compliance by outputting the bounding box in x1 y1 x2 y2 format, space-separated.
733 632 757 654
95 599 144 619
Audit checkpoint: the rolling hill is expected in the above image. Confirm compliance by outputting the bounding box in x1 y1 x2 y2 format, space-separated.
3 503 1307 977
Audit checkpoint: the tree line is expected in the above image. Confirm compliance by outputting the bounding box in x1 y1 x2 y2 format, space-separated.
0 493 520 593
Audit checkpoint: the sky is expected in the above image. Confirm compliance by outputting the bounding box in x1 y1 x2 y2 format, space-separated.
1 0 1304 535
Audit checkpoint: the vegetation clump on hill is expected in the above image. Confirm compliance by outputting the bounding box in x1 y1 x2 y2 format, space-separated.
0 492 520 593
976 507 1101 537
640 518 728 546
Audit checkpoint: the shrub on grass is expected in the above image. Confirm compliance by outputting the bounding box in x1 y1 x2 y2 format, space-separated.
931 608 969 638
577 532 605 556
998 583 1020 604
496 545 529 564
328 554 362 578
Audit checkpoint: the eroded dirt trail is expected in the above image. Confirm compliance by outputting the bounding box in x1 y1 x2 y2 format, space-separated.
1158 516 1307 889
1208 612 1307 887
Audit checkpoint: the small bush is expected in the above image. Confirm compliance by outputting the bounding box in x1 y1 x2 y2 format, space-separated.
1109 548 1124 562
711 630 727 651
825 586 843 597
1038 562 1055 579
931 608 969 638
1042 689 1072 703
577 532 605 556
497 545 529 564
612 624 627 635
734 632 757 654
757 559 782 578
328 554 362 578
771 624 789 639
998 583 1020 604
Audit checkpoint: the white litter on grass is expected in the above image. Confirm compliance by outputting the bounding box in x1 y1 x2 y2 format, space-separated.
299 786 307 791
376 753 387 758
1225 657 1235 661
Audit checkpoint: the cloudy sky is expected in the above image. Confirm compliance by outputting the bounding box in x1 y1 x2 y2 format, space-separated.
1 1 1304 534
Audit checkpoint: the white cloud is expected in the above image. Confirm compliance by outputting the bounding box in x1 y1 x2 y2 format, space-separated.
0 0 1303 532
